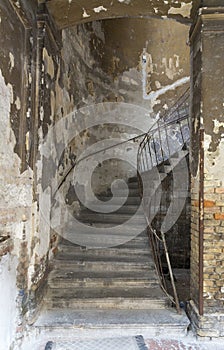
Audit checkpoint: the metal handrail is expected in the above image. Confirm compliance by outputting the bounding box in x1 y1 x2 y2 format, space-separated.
55 89 189 195
137 90 190 172
137 89 190 313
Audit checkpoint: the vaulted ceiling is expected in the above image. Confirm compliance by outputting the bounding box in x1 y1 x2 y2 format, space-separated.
45 0 193 29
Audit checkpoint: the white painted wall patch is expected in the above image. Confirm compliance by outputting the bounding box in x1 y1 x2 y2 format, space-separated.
93 6 107 13
82 8 90 18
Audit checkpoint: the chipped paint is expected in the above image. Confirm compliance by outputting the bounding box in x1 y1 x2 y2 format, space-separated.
9 52 14 72
213 119 224 135
168 2 192 18
46 0 193 28
43 48 55 79
143 75 190 102
15 96 21 110
118 0 131 4
93 6 107 13
161 56 183 80
204 133 224 181
82 8 90 18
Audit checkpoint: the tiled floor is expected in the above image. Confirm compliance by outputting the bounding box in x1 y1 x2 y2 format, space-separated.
145 337 224 350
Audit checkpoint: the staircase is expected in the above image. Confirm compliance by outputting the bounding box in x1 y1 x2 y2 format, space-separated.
45 176 169 311
30 176 189 346
28 91 191 348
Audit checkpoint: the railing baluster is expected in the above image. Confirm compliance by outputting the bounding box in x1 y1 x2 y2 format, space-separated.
137 88 190 313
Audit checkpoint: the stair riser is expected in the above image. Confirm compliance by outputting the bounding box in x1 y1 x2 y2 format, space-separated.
111 183 139 190
46 299 168 310
58 247 151 255
82 206 140 215
54 256 153 265
51 263 154 273
111 190 140 197
59 244 150 252
79 215 146 225
128 177 138 183
48 280 158 289
98 197 141 205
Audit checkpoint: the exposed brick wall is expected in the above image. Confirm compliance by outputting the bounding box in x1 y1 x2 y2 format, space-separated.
190 176 200 308
189 1 224 337
203 183 224 312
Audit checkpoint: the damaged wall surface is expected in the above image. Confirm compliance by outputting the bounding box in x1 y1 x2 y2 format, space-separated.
1 0 224 347
0 2 192 347
188 1 224 338
0 0 36 348
46 0 193 29
55 17 190 222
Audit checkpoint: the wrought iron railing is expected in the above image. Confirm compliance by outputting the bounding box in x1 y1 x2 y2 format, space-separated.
137 89 190 313
137 89 190 172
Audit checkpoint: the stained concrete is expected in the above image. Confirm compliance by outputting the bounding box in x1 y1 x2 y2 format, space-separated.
46 0 193 29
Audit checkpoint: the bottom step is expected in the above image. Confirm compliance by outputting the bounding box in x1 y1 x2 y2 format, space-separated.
31 308 189 340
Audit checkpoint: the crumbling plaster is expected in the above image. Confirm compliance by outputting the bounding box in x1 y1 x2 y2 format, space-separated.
0 67 33 349
53 18 190 204
45 0 193 29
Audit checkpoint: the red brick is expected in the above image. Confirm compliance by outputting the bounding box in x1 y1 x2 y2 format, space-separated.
215 188 224 194
204 200 216 207
214 213 224 220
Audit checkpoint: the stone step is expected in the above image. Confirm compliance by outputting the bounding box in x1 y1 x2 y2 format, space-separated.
59 232 148 249
48 274 158 289
126 182 139 189
54 251 153 264
110 182 139 190
45 286 169 309
78 213 146 225
59 234 149 249
128 176 138 183
98 196 141 205
58 245 151 256
111 188 140 196
59 236 150 249
33 308 190 340
58 242 150 251
82 204 140 215
48 269 154 280
51 260 154 272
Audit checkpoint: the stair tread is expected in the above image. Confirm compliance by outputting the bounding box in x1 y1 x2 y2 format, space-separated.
52 258 153 265
48 276 159 289
53 253 153 265
78 212 145 222
46 286 167 299
48 271 156 282
57 246 151 254
34 308 189 329
81 205 140 214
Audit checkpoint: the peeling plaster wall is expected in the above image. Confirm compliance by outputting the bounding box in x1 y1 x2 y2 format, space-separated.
57 23 147 200
188 2 224 337
48 18 191 266
44 18 191 244
59 18 190 196
0 6 33 347
0 1 42 348
0 4 191 346
46 0 193 29
0 254 18 350
100 18 190 112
